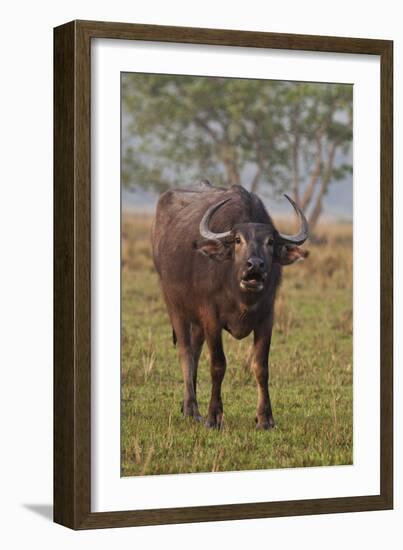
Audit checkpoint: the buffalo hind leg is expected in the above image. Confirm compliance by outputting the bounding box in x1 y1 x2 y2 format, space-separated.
173 316 202 422
253 318 275 430
205 329 226 429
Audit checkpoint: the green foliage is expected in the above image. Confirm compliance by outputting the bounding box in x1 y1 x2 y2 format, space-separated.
122 74 353 204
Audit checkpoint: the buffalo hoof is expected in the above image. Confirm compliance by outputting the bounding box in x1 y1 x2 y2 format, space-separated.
205 419 222 429
255 416 276 430
205 410 223 429
181 400 203 423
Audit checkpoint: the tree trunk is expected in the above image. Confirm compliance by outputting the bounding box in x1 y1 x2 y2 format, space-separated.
291 106 300 205
224 160 240 186
301 135 322 211
250 168 261 193
308 192 324 230
307 141 338 232
219 141 240 186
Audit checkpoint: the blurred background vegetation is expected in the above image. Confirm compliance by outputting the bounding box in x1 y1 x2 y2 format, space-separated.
121 74 353 475
122 74 352 232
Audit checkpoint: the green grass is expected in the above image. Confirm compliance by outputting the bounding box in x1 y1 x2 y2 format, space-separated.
121 215 353 476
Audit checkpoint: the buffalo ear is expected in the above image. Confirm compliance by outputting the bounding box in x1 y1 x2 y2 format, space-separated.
196 239 232 261
276 244 309 265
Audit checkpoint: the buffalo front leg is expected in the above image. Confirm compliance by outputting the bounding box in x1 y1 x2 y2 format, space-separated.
173 317 202 422
253 318 275 430
190 323 205 399
205 330 226 429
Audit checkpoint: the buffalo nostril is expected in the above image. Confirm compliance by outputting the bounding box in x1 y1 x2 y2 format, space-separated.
247 257 264 270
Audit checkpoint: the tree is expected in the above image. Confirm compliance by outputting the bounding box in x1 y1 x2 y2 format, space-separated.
277 82 352 228
122 74 352 230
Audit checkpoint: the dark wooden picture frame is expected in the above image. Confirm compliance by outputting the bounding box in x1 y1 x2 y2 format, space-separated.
54 19 393 530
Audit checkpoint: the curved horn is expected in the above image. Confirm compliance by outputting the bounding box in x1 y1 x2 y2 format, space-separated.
277 194 309 245
199 198 232 240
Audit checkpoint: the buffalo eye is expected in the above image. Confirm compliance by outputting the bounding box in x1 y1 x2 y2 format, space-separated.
235 236 241 244
266 237 274 246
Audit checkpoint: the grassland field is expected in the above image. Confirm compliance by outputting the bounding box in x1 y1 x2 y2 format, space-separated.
121 213 353 476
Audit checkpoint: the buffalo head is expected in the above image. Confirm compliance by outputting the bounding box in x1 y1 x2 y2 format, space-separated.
198 195 309 294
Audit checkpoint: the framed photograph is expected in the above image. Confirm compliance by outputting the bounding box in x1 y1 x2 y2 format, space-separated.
54 20 393 529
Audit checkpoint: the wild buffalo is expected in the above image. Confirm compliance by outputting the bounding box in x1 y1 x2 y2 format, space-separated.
151 180 309 429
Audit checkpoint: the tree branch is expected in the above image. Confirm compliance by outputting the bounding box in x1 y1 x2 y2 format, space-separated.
194 117 220 142
308 140 338 229
300 134 322 211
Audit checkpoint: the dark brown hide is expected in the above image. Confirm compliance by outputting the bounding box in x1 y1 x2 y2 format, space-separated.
151 180 308 429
